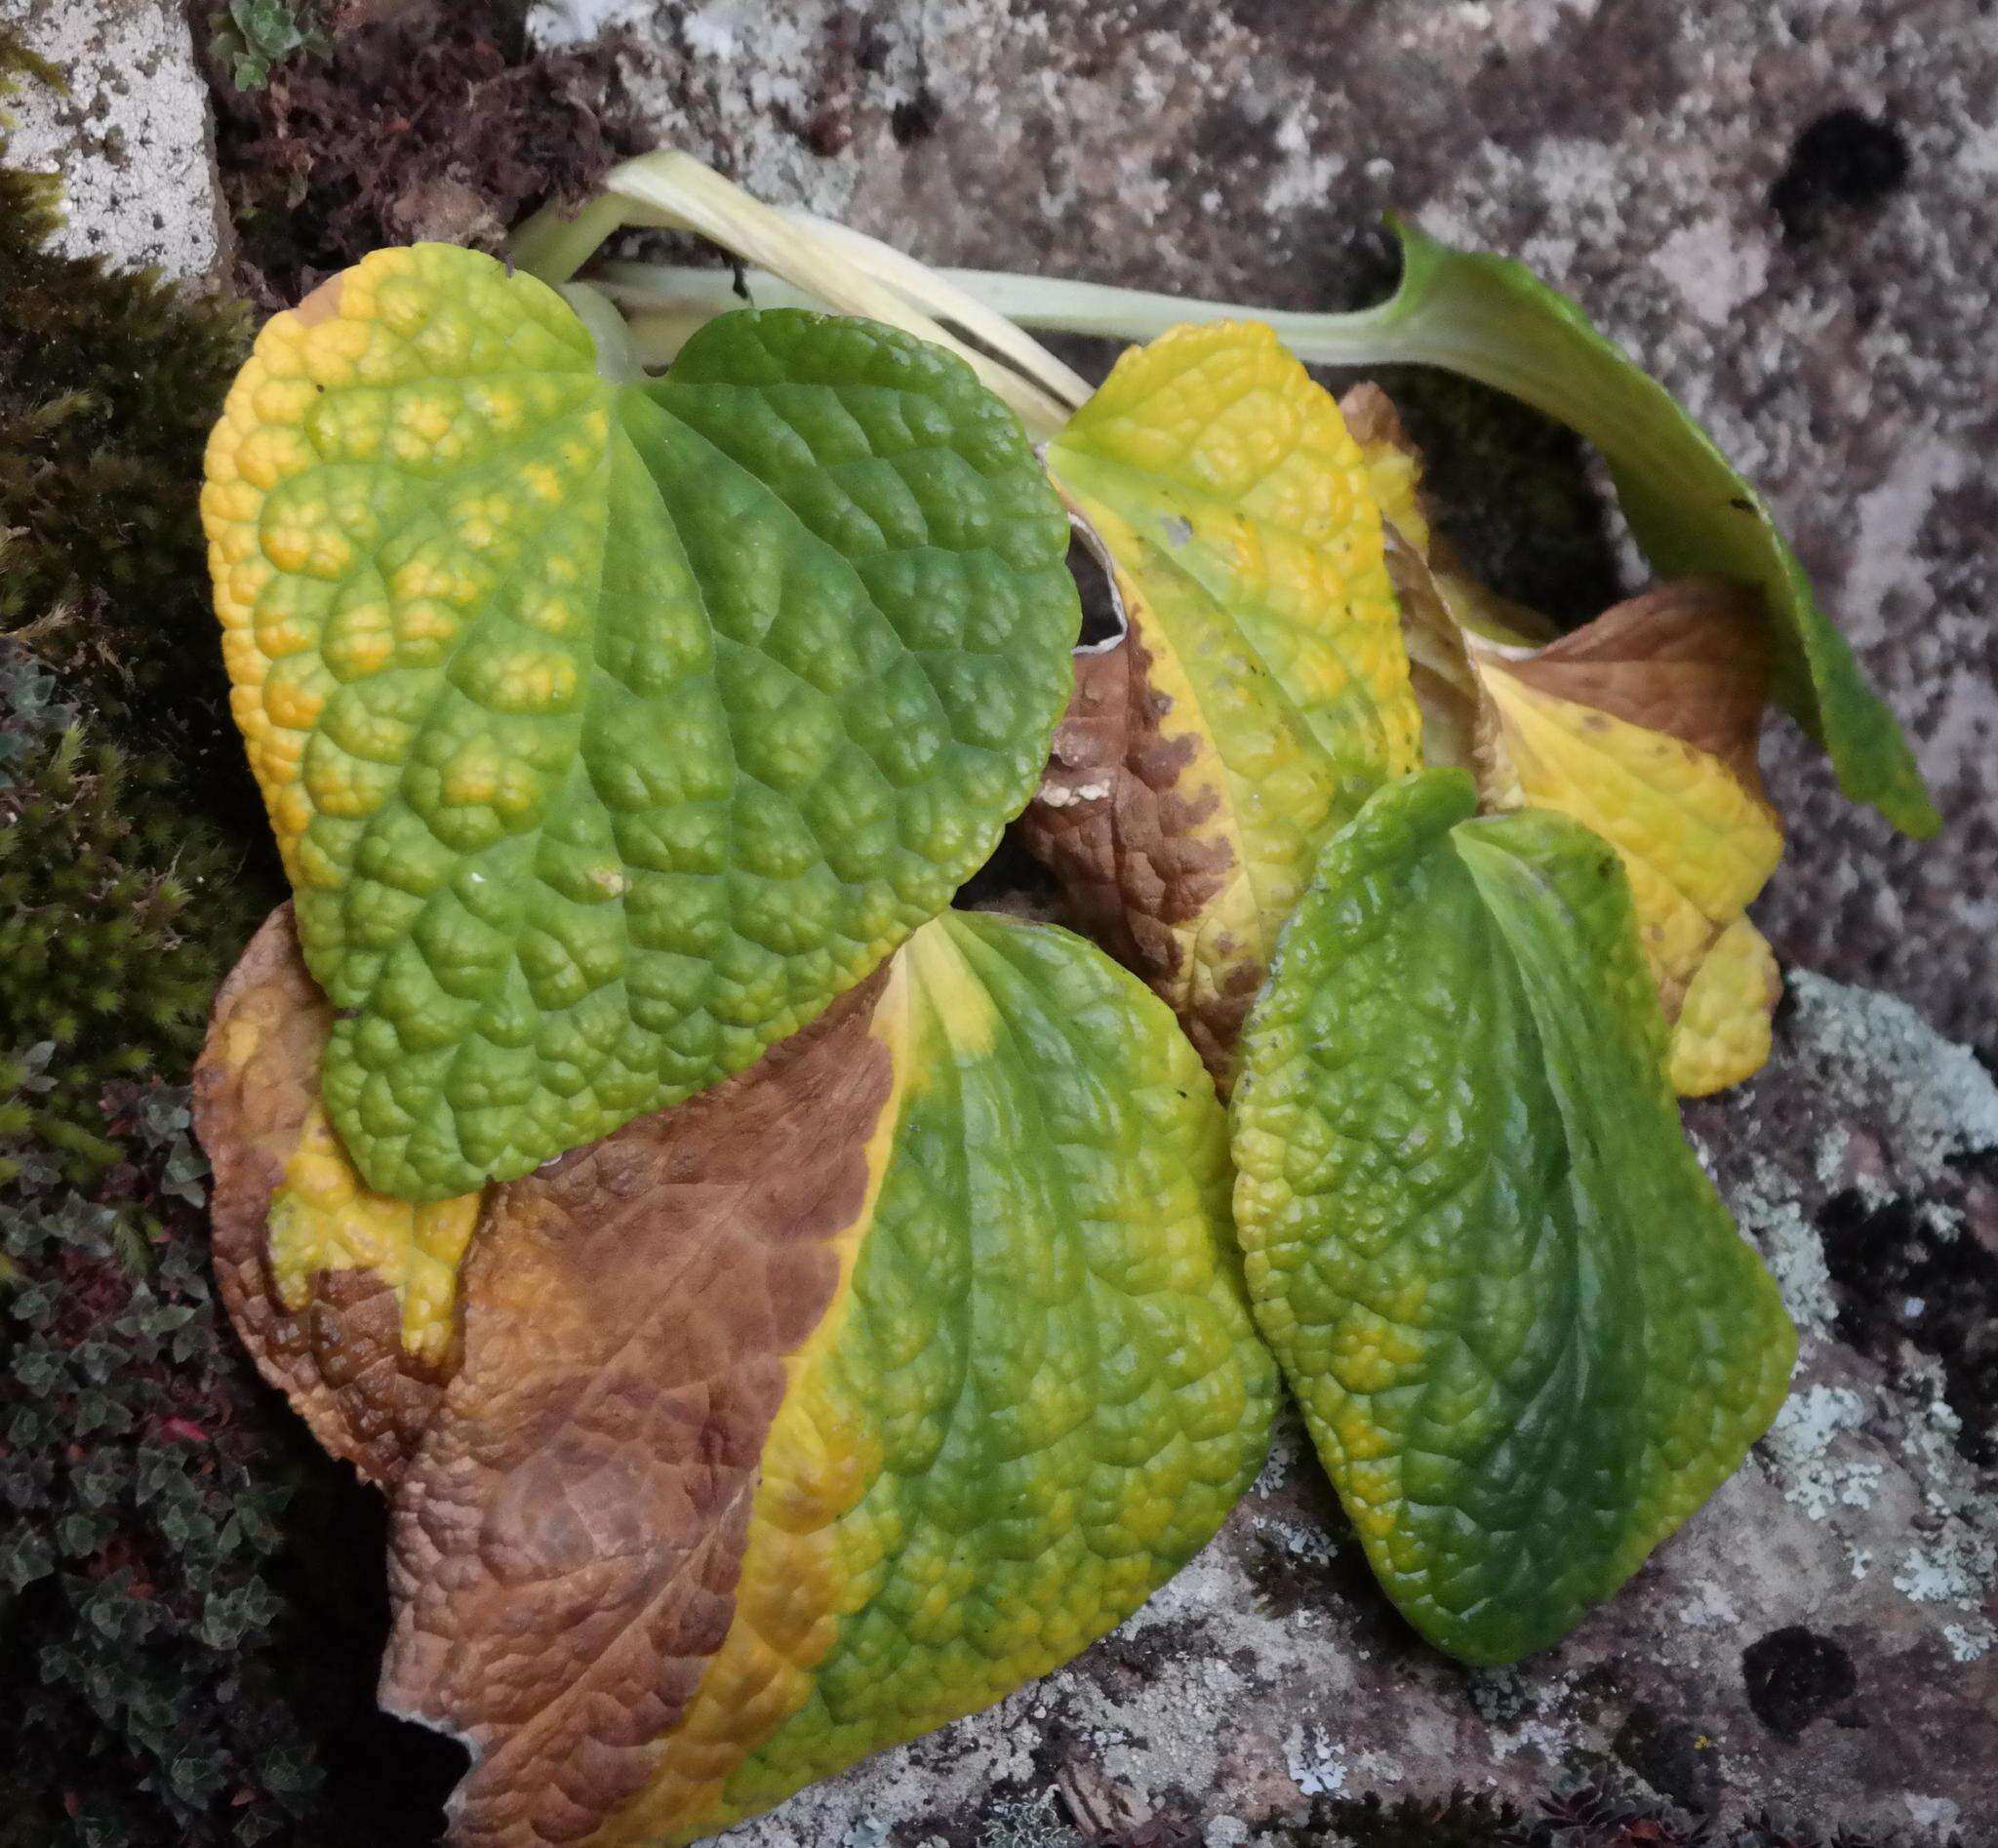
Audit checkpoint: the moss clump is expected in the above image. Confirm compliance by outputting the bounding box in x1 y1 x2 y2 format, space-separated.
0 645 256 1200
0 84 255 820
0 36 348 1848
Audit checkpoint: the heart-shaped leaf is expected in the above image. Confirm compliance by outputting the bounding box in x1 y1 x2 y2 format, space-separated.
202 244 1080 1198
1231 769 1794 1665
196 903 1275 1842
1019 322 1420 1079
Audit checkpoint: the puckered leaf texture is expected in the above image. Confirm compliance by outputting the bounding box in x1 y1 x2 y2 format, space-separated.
203 244 1079 1198
1231 769 1794 1664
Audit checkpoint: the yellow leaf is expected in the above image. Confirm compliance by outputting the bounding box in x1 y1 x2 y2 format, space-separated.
1477 650 1782 1080
1669 915 1781 1096
265 1104 481 1369
1021 326 1421 1080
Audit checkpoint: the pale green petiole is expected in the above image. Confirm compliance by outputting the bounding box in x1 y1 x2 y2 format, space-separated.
511 151 1084 437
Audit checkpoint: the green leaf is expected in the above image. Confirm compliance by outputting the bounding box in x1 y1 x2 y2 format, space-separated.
1230 768 1795 1664
203 245 1080 1198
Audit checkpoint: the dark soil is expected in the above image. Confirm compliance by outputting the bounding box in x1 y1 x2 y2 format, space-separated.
1740 1626 1860 1743
1818 1174 1998 1467
200 0 638 306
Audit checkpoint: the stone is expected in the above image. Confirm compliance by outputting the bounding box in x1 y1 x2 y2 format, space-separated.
1 0 229 280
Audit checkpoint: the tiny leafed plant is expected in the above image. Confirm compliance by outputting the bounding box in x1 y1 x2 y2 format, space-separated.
184 151 1936 1842
207 0 330 93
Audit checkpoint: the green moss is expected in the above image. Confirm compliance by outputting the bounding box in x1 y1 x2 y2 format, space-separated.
0 648 257 1197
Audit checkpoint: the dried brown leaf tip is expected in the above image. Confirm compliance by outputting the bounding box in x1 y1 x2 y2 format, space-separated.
1019 566 1256 1080
193 905 474 1486
382 967 896 1847
1493 578 1774 790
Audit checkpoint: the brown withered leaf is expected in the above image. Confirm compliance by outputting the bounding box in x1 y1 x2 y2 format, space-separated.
1493 578 1773 791
1019 603 1248 1078
379 969 896 1848
193 905 454 1487
1382 523 1492 780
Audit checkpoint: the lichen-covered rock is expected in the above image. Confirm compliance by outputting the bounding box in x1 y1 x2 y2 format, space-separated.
0 0 228 278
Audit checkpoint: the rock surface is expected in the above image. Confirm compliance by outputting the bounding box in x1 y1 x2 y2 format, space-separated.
0 0 228 280
534 0 1998 1060
708 972 1998 1848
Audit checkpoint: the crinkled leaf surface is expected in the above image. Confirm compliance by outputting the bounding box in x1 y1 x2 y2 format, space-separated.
1019 323 1420 1080
193 904 477 1485
1323 221 1936 837
379 907 1275 1847
202 244 1079 1198
1230 770 1794 1665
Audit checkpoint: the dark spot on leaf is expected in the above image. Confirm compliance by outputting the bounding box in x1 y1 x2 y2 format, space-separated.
1770 108 1910 244
1741 1625 1857 1740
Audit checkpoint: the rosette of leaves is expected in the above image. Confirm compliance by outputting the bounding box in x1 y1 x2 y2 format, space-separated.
192 152 1936 1839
